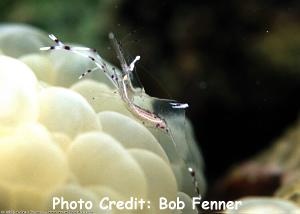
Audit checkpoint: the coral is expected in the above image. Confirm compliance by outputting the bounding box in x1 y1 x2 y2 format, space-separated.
222 121 300 213
0 24 205 213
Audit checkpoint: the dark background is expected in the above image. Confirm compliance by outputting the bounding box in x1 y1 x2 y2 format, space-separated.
2 0 300 186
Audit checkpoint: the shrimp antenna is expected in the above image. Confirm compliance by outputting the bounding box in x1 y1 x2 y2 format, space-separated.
109 32 140 74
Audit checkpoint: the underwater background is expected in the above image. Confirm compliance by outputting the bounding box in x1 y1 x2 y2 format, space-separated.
1 0 300 209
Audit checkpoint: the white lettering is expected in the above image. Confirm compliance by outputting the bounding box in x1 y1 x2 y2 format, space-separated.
192 197 201 210
51 197 93 210
99 197 148 210
99 197 110 210
52 197 60 209
159 197 185 210
192 197 242 211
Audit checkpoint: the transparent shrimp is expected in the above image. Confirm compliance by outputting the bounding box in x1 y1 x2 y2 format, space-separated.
108 33 201 197
41 33 202 199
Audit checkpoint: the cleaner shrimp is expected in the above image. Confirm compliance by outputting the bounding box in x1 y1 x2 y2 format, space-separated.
41 33 201 199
